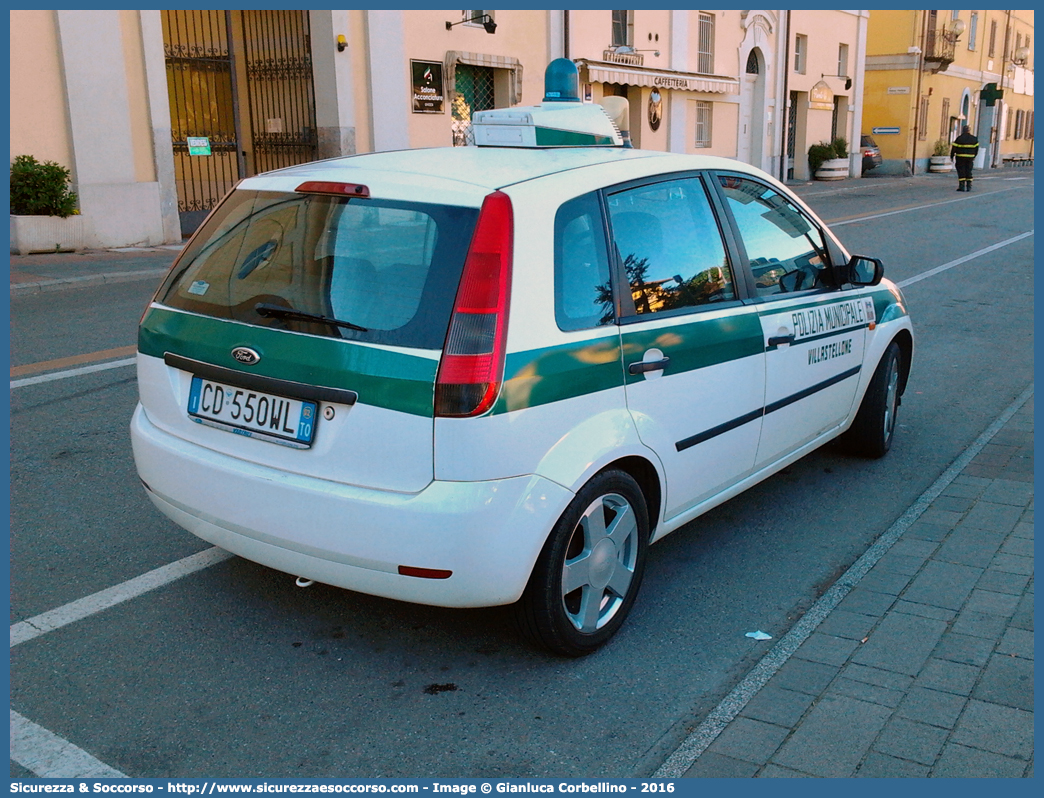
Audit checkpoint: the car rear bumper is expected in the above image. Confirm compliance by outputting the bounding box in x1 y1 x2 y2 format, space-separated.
131 404 572 607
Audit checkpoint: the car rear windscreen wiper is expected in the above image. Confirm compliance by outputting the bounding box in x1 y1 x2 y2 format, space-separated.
254 302 369 332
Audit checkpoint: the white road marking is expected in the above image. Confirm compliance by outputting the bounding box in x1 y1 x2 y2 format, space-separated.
10 709 127 778
10 547 233 648
11 357 136 389
654 383 1034 778
897 230 1034 288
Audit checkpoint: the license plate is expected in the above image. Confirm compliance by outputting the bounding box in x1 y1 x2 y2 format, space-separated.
187 376 317 448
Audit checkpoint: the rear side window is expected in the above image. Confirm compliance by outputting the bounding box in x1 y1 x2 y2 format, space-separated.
156 190 479 349
553 193 614 331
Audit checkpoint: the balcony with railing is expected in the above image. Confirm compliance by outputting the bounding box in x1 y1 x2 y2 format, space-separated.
923 27 958 71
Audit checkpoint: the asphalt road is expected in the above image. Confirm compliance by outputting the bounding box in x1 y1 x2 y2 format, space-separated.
9 169 1034 778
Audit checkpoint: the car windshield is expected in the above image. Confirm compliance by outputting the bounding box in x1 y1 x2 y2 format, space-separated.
155 190 479 349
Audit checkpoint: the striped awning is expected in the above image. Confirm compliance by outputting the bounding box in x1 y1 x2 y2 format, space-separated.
575 60 739 94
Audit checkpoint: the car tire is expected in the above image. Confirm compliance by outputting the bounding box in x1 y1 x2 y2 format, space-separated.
514 469 649 657
842 340 902 459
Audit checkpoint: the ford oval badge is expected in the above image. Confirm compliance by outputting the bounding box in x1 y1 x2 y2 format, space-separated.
231 347 260 366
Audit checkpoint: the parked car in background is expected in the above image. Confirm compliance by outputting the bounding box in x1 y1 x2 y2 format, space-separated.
861 135 883 174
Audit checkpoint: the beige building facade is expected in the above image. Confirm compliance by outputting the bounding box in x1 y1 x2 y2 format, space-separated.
10 9 869 248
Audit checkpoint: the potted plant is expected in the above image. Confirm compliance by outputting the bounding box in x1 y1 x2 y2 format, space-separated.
810 139 849 180
929 138 953 172
808 142 834 173
9 154 87 254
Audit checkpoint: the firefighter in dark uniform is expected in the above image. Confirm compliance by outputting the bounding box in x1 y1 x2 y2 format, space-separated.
951 125 979 191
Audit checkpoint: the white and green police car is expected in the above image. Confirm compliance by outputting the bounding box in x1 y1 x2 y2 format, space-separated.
131 60 913 656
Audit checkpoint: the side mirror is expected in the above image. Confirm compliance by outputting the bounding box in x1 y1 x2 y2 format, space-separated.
847 255 884 286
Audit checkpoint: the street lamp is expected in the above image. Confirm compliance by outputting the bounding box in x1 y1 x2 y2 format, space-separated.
821 73 853 90
950 18 966 42
1012 45 1030 66
446 14 497 34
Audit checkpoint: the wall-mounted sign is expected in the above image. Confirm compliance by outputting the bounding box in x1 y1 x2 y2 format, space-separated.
411 60 444 114
872 127 901 134
887 86 911 94
808 81 834 111
648 88 662 131
187 137 211 156
653 76 692 89
980 82 1004 106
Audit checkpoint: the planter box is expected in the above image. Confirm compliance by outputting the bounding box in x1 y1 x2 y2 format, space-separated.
814 158 849 181
929 155 953 173
10 214 88 255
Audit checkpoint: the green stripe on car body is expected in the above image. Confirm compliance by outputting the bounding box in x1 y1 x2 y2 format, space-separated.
494 335 623 414
141 287 909 420
139 307 438 417
874 285 909 325
493 312 764 414
621 312 764 386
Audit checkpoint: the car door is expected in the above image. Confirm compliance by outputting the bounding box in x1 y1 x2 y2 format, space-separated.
713 173 870 469
605 173 766 521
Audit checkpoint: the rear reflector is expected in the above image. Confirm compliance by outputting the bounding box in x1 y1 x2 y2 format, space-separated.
398 565 453 580
435 191 513 417
295 181 370 198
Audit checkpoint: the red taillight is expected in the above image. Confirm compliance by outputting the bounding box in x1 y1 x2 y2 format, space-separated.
435 190 513 418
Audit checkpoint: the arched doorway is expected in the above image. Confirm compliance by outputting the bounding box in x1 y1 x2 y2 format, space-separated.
738 48 765 168
960 89 972 128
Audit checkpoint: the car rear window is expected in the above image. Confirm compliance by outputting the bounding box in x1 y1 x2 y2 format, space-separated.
155 190 479 350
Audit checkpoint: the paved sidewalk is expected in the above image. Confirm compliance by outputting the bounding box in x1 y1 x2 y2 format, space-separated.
9 245 180 294
670 391 1034 778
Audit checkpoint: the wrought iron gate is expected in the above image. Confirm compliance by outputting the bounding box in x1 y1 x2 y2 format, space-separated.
163 10 318 236
163 10 242 236
241 11 318 174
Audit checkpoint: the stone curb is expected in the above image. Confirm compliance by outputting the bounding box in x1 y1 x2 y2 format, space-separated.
10 268 170 295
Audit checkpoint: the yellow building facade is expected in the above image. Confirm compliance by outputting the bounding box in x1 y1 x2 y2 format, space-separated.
10 9 869 247
863 9 1034 174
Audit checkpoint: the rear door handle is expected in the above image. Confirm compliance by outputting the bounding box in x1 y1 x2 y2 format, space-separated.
767 335 794 347
628 357 671 375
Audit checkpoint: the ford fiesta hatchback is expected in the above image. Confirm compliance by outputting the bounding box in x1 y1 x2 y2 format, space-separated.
132 61 913 656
